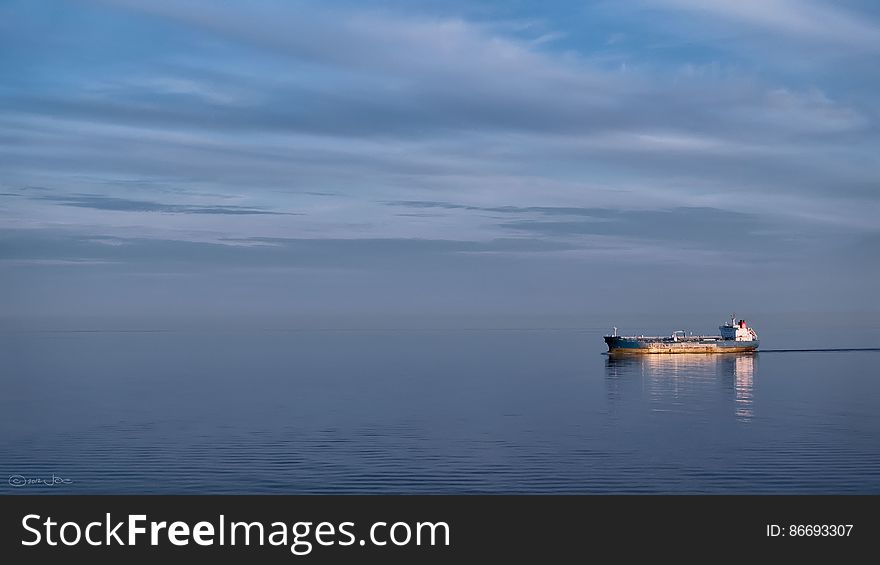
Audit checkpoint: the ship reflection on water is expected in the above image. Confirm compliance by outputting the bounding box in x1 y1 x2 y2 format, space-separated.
732 355 755 420
605 353 757 421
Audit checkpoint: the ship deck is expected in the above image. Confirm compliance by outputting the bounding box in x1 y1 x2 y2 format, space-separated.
612 335 723 343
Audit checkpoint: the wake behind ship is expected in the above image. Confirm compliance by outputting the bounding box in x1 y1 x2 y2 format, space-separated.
604 316 758 355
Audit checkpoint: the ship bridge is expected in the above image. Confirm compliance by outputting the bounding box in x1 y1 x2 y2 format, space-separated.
720 316 758 342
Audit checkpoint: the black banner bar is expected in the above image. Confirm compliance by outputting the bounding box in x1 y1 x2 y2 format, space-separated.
1 495 875 562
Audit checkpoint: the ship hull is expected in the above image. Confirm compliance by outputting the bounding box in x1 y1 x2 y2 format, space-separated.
604 336 758 355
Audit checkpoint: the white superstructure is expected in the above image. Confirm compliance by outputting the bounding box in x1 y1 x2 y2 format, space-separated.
719 315 758 342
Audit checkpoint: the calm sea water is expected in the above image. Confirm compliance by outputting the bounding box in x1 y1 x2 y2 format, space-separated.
2 328 879 493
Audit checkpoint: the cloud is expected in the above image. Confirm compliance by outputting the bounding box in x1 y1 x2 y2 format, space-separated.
499 206 760 237
383 201 592 215
31 193 296 215
31 1 855 141
385 202 821 258
0 229 573 272
650 0 880 49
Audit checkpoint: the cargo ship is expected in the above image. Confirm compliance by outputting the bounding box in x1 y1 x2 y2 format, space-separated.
604 315 758 355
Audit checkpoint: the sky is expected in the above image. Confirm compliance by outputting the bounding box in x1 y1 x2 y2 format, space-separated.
1 0 878 327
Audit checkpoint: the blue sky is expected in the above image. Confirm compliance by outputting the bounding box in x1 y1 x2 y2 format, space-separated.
1 0 878 324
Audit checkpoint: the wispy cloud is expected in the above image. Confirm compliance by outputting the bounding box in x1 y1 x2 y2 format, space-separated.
32 193 297 215
650 0 880 48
